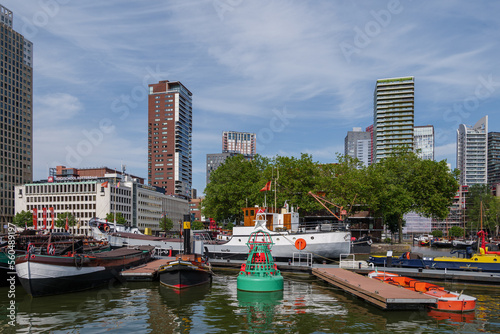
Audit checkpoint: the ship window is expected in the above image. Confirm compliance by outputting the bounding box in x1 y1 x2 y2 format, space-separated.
250 210 254 216
311 236 314 240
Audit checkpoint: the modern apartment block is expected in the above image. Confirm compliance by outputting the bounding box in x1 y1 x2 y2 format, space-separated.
414 125 434 161
206 131 256 184
222 131 256 155
344 127 371 167
148 80 192 198
373 77 414 163
15 166 189 233
0 5 34 227
365 124 374 165
457 116 488 186
488 132 500 186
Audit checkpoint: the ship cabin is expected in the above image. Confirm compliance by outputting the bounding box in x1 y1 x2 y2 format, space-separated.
242 206 299 232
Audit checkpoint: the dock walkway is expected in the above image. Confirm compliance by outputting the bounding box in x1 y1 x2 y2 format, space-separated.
312 268 437 310
120 257 175 281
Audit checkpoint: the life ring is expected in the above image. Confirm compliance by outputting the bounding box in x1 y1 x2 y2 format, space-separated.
295 238 306 250
104 225 110 232
47 243 55 255
405 252 410 259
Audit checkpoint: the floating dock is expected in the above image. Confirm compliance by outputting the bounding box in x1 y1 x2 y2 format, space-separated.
120 257 175 281
312 268 437 310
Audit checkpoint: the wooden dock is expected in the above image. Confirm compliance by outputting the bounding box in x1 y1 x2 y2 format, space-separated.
120 257 175 281
312 268 437 310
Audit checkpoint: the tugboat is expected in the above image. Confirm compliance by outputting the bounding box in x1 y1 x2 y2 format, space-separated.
158 221 212 289
237 211 283 292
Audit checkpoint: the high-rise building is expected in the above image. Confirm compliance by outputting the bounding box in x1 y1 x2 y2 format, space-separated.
365 124 374 165
373 77 414 163
344 127 371 167
222 131 256 155
414 125 434 161
457 116 488 186
0 5 33 227
148 80 192 198
206 131 256 184
488 132 500 186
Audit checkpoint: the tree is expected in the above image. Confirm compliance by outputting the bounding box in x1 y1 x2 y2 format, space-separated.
449 226 464 238
159 216 173 231
191 221 204 230
105 212 127 225
203 154 269 221
12 210 33 228
366 148 459 243
432 230 443 238
466 184 499 234
55 212 76 228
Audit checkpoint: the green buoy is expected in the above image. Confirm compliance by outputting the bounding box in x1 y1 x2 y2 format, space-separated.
237 228 284 292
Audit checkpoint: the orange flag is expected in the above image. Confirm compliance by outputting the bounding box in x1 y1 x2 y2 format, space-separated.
260 181 272 192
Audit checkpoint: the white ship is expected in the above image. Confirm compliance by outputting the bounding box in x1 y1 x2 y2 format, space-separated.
200 206 351 262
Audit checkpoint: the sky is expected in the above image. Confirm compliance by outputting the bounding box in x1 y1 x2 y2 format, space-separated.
5 1 500 194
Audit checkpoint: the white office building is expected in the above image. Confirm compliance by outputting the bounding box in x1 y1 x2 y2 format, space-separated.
457 116 488 185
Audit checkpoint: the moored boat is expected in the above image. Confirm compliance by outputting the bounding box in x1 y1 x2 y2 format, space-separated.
368 251 500 273
158 254 212 289
368 271 476 312
16 245 154 297
202 206 351 262
158 221 212 289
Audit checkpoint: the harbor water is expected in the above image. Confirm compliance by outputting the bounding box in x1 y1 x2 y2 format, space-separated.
1 270 500 333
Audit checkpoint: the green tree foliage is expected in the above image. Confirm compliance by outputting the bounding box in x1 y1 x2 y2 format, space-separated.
449 226 464 238
203 154 270 221
191 221 205 230
432 230 443 238
105 212 127 225
159 216 173 231
366 148 459 242
55 212 77 228
12 210 33 228
202 150 459 242
466 184 499 233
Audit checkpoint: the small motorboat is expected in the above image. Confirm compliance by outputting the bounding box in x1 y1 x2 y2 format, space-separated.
368 271 476 312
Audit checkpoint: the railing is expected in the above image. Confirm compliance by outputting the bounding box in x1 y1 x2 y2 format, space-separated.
292 252 313 267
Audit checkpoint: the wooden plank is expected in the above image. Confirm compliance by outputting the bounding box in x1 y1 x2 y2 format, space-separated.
120 257 175 280
312 268 436 310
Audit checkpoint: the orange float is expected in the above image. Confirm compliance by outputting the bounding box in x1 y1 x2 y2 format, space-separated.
295 238 306 250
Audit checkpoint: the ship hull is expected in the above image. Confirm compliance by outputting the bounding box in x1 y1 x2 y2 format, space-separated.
16 247 153 297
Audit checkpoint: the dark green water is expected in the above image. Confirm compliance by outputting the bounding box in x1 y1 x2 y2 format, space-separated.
1 271 499 333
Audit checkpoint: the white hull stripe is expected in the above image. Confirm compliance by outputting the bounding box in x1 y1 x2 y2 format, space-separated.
16 261 105 280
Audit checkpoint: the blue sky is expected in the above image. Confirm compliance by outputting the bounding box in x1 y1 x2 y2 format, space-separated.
6 1 500 194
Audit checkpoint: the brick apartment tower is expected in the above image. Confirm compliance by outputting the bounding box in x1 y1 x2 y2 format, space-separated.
148 80 192 198
0 5 33 227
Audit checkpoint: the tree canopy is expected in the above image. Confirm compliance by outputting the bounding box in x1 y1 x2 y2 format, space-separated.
203 150 460 241
105 212 127 225
12 210 33 228
466 184 500 234
159 216 173 231
55 212 77 228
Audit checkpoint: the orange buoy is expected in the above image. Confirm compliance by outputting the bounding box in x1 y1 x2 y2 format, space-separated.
295 238 306 250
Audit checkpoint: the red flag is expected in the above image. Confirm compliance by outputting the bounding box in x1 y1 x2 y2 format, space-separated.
33 208 38 230
43 207 47 230
65 216 69 231
260 181 272 192
50 207 55 229
101 181 109 188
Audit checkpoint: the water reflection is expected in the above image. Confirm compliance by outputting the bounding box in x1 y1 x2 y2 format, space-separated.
237 290 283 333
0 272 499 333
